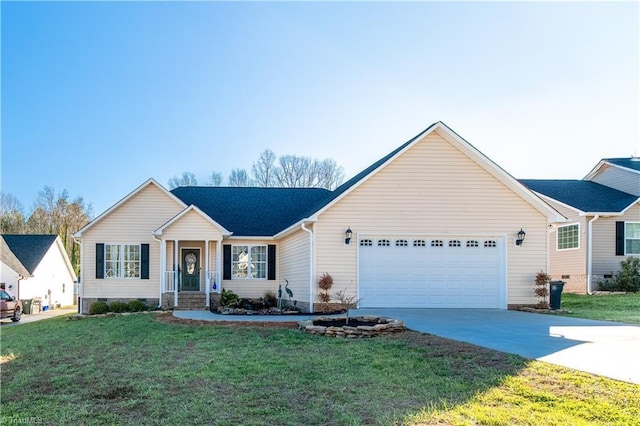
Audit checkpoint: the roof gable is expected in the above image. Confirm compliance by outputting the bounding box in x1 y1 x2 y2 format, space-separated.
154 205 232 237
584 158 640 181
74 179 186 238
295 121 565 225
1 234 57 274
519 179 639 214
170 187 330 237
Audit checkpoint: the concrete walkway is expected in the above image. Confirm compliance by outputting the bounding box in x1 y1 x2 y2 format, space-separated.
0 307 78 326
355 308 640 385
174 308 640 384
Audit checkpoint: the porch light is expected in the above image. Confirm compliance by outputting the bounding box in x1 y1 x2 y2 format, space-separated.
516 228 526 246
344 227 353 245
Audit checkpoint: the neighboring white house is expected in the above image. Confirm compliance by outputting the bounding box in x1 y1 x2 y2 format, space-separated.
1 234 77 308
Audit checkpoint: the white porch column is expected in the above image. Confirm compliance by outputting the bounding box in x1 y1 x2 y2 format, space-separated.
205 239 210 307
160 240 166 292
174 239 179 307
216 240 222 293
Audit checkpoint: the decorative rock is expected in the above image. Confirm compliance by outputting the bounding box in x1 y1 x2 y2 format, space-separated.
298 316 406 338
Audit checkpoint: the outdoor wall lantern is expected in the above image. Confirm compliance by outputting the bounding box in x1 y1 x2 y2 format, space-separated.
344 227 353 245
516 228 526 246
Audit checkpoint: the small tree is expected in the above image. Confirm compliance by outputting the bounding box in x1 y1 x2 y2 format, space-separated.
333 289 361 324
534 271 551 309
317 273 333 312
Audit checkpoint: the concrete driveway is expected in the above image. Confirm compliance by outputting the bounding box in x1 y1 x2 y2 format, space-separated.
0 307 77 327
354 308 640 384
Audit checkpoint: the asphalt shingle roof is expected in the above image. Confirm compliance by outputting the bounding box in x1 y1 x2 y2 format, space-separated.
1 235 57 274
519 180 638 213
170 187 331 236
604 158 640 172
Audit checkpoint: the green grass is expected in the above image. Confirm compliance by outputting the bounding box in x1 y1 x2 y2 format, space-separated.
1 313 639 425
559 293 640 324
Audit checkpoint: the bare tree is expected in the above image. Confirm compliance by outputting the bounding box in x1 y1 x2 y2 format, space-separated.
228 169 252 187
207 172 223 186
167 172 198 189
251 149 277 187
0 192 26 234
273 155 344 189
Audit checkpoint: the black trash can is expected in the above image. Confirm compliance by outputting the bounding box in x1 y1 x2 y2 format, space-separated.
549 280 565 310
21 299 33 315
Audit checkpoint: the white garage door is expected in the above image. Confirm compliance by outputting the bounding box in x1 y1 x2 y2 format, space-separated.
358 236 506 308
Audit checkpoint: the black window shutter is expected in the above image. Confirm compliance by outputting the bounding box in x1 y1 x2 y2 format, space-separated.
141 244 150 279
223 245 232 280
268 245 276 280
96 243 104 279
616 221 625 256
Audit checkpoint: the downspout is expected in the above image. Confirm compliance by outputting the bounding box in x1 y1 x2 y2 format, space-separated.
72 236 83 314
587 215 600 295
152 235 163 308
301 222 314 312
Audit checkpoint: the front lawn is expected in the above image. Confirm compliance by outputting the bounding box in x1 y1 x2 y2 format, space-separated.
1 313 639 425
560 293 640 324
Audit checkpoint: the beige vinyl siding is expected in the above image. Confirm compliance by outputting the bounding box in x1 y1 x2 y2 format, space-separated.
162 209 224 241
543 199 587 277
315 130 549 306
590 165 640 196
222 239 279 298
278 229 311 306
82 184 184 299
592 204 640 275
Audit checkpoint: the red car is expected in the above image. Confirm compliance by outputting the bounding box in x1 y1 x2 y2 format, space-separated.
0 290 21 322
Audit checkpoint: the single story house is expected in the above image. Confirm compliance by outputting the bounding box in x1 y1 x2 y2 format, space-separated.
521 158 640 293
1 234 77 308
73 122 564 313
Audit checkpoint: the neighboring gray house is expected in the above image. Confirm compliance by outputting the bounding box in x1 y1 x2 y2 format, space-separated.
521 158 640 293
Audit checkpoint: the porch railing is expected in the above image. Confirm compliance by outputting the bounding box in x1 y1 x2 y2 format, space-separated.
164 271 176 293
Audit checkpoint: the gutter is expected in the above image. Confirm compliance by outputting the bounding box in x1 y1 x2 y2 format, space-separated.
152 235 163 309
586 215 600 295
301 222 314 312
72 235 83 314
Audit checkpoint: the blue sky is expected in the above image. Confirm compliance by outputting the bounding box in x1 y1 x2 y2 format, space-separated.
2 1 638 216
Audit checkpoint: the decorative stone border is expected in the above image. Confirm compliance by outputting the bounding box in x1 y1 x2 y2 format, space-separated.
298 316 406 338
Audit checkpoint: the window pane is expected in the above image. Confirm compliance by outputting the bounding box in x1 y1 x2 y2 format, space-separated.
558 224 579 250
627 239 640 255
105 244 121 278
232 246 249 279
124 245 140 278
251 262 266 279
626 223 640 239
250 246 266 262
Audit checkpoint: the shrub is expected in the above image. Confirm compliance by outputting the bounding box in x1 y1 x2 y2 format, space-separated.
534 271 550 309
128 299 148 312
89 301 109 315
318 273 334 310
262 290 277 308
221 289 239 306
109 301 130 313
600 257 640 292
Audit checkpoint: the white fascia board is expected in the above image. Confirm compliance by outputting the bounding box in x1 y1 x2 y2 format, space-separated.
584 160 640 181
224 236 276 241
74 178 187 238
273 217 319 239
153 204 232 237
619 198 640 215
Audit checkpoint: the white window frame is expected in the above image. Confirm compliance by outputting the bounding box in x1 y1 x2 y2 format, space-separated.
105 244 140 279
557 223 580 251
232 245 267 280
625 222 640 255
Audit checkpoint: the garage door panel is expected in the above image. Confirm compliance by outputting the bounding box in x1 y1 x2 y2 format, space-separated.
359 235 505 309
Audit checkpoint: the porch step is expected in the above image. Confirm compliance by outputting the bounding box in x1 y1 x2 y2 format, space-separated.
177 292 207 310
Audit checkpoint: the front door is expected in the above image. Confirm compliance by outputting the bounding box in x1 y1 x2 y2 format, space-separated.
181 249 200 291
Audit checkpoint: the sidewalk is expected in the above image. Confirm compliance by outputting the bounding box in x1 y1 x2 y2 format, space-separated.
0 307 78 326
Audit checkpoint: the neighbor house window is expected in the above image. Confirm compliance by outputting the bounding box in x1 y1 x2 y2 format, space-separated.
557 224 580 250
105 244 140 278
232 245 267 279
626 223 640 255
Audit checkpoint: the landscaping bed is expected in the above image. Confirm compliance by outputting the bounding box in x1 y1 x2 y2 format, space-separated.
299 315 406 338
